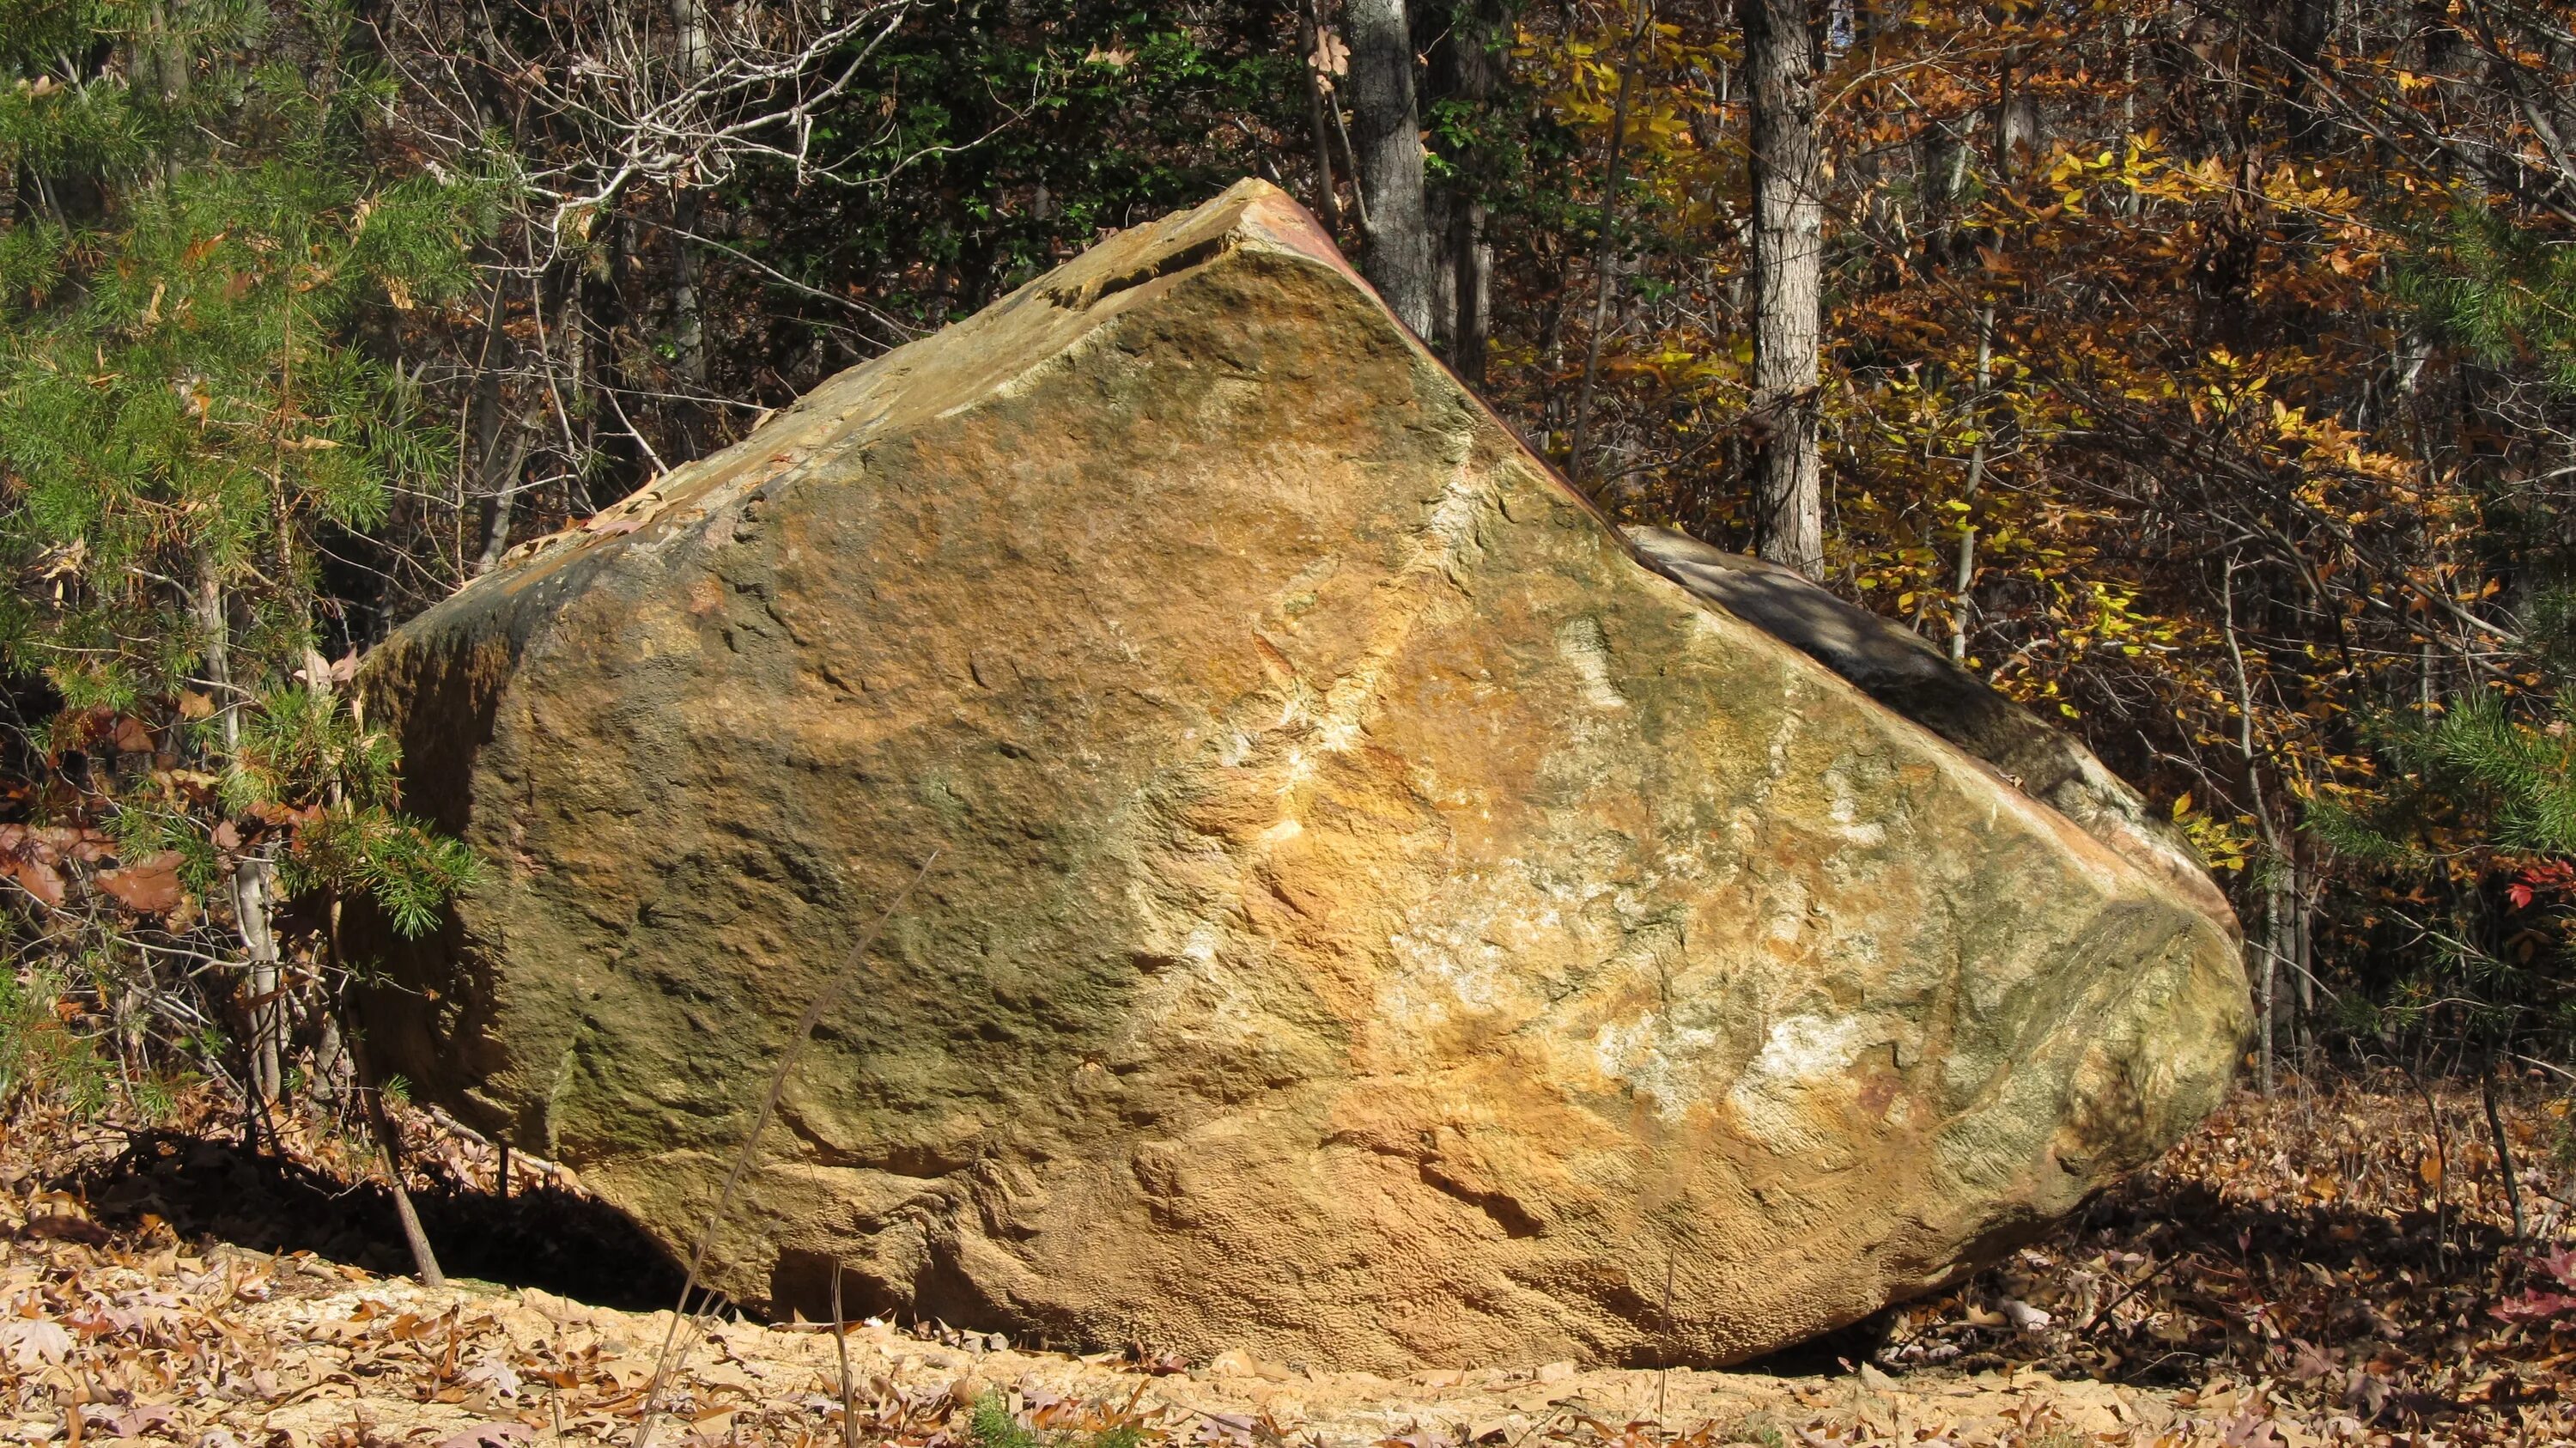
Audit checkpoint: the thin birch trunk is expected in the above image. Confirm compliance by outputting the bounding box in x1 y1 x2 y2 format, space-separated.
467 280 527 577
234 862 283 1104
196 571 283 1105
163 14 286 1109
2223 559 2282 1097
1949 305 1994 661
459 281 509 576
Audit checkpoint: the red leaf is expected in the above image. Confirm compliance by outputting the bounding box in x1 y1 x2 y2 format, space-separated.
2490 1289 2576 1324
2 856 64 908
94 851 184 914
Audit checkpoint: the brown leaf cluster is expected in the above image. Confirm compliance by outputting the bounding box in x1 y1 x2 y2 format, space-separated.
1884 1075 2576 1442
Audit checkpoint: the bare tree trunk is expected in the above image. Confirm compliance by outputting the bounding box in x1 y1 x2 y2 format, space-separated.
1427 190 1457 354
1297 0 1343 239
234 861 283 1104
1423 0 1500 381
343 1012 447 1287
473 420 537 576
1569 6 1649 489
669 198 708 407
1346 0 1436 335
460 280 509 575
312 1011 349 1105
667 0 712 453
2486 1074 2526 1242
2284 0 2335 149
564 263 605 513
145 2 190 187
166 10 285 1110
1740 0 1825 579
2262 872 2284 1095
1329 81 1372 234
1923 116 1973 254
1449 194 1492 386
1538 259 1567 447
2293 857 2316 1064
465 279 529 577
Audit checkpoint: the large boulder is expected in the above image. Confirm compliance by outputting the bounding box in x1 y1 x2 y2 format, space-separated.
358 179 2248 1371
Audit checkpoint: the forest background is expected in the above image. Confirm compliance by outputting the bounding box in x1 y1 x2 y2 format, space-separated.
3 0 2573 1126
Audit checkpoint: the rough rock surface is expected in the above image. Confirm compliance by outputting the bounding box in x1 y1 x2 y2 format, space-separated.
1618 526 2239 934
357 179 2250 1372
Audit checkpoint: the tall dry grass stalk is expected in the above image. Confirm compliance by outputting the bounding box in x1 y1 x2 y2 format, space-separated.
631 850 942 1448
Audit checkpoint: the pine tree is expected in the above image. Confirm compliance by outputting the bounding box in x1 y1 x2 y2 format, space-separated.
2400 201 2576 397
2306 644 2576 1055
0 0 482 1127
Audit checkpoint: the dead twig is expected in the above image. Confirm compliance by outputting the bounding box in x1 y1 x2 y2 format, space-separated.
833 1264 858 1448
2078 1249 2180 1335
2487 1071 2528 1242
340 1005 445 1288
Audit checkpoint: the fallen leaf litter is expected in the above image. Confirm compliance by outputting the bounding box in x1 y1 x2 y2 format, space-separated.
8 1077 2576 1448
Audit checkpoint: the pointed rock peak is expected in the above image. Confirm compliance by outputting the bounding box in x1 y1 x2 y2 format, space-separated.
470 180 1402 595
1024 178 1354 311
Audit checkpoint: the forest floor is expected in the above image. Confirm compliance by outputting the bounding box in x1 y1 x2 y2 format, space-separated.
3 1075 2573 1448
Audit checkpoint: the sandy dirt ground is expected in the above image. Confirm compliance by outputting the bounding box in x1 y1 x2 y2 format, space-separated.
0 1238 2312 1448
